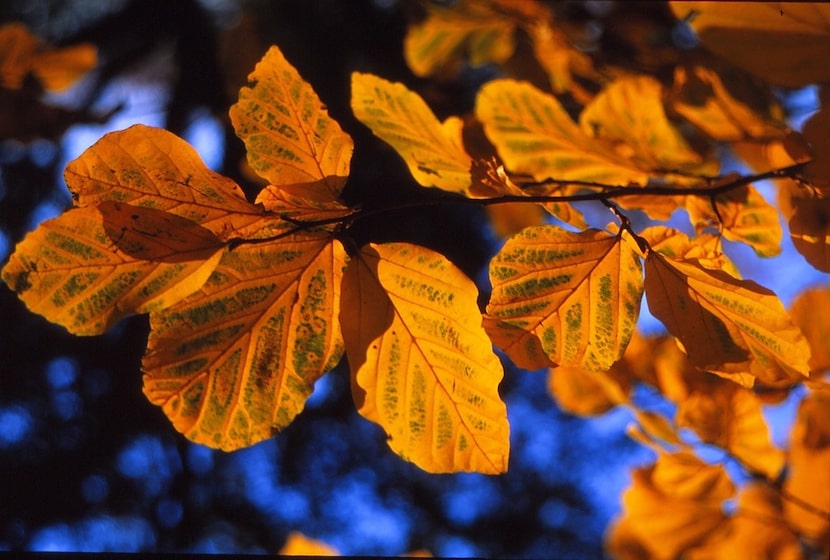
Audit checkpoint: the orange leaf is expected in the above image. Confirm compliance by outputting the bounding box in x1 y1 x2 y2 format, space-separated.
1 205 223 335
548 365 630 417
64 125 284 241
790 197 830 273
230 46 353 203
613 452 734 559
484 225 643 371
279 532 339 556
670 2 830 88
644 236 811 386
350 72 473 195
143 235 346 451
0 22 96 91
686 184 783 257
790 286 830 373
341 243 509 474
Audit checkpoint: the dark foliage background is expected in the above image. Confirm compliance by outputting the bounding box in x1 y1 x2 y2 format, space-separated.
0 1 658 556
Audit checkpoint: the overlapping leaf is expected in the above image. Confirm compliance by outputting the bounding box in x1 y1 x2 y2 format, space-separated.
670 2 830 87
644 230 811 386
230 45 354 203
1 204 224 335
351 72 473 195
143 235 346 451
686 184 783 257
341 243 509 474
790 286 830 373
64 124 285 241
484 225 643 371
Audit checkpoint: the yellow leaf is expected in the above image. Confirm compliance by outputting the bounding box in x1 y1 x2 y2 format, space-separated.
615 452 734 559
143 235 346 451
476 79 649 186
1 205 223 335
790 286 830 373
341 243 509 474
0 22 96 91
686 184 783 257
580 75 713 176
64 125 284 241
644 241 811 386
279 532 339 556
678 386 785 479
670 2 830 88
670 65 787 142
484 225 643 372
685 484 803 560
350 72 473 195
403 0 518 77
230 46 353 203
641 226 740 279
784 390 830 546
255 185 353 228
528 18 597 97
548 365 630 417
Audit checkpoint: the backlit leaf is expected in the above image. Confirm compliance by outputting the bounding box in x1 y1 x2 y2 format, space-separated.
280 532 339 556
641 226 740 279
476 79 649 185
350 72 473 195
341 243 509 474
143 235 346 451
790 197 830 273
612 452 734 559
671 2 830 88
528 17 597 97
403 0 519 78
230 46 353 203
64 125 285 241
0 22 96 91
1 205 224 335
644 236 811 386
484 225 643 371
686 184 782 257
670 65 787 142
548 365 630 417
790 286 830 373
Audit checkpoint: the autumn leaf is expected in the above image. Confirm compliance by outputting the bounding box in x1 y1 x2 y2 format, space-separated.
403 0 519 78
670 2 830 88
0 22 96 91
528 17 597 99
548 365 630 417
641 226 740 279
790 197 830 273
685 484 803 560
485 225 643 371
685 184 783 258
280 532 339 556
1 204 224 335
341 243 509 474
350 72 473 195
790 286 830 373
143 235 346 451
670 65 787 142
64 124 286 241
230 45 354 203
609 452 735 559
644 230 811 386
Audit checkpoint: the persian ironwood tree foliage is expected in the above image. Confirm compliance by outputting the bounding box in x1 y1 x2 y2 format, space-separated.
3 1 830 557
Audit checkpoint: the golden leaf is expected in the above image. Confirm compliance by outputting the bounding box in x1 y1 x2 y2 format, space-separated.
685 184 783 258
1 205 223 335
611 452 734 559
143 235 346 451
403 0 518 78
670 65 787 142
644 238 811 386
0 22 96 91
641 226 740 279
790 286 830 374
783 390 830 546
670 2 830 88
548 365 630 417
230 45 353 203
279 532 339 556
350 72 473 195
685 484 803 560
476 79 649 186
528 18 597 98
341 243 509 474
484 225 643 372
64 125 285 241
